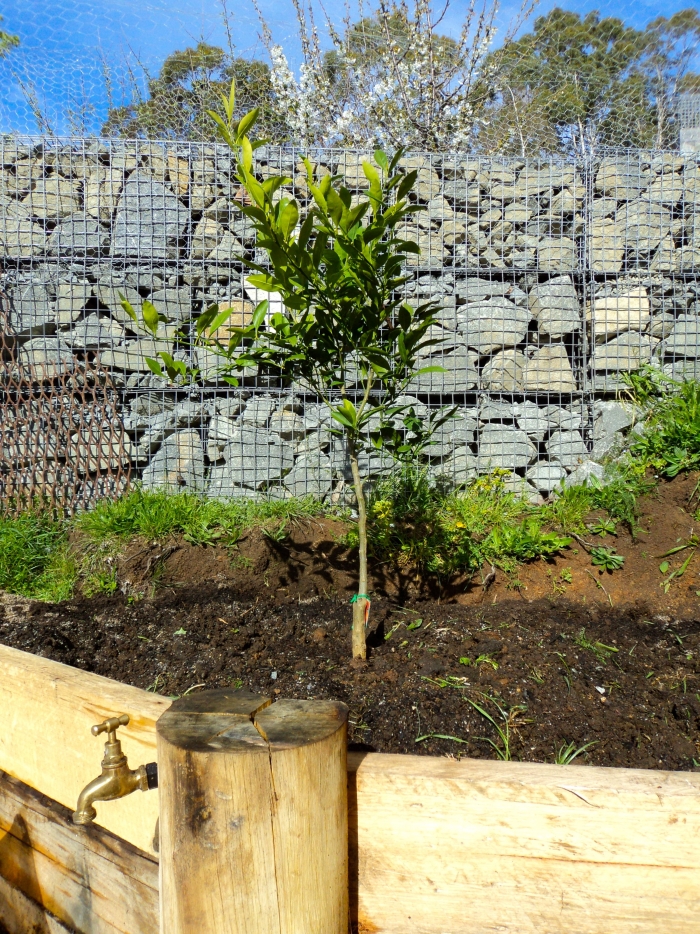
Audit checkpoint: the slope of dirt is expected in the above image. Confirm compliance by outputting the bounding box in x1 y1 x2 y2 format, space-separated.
1 473 699 771
115 471 700 616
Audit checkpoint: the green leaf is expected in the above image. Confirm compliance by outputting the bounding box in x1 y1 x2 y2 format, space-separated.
363 161 381 188
252 300 269 329
145 357 164 377
331 399 358 430
659 561 670 573
241 137 253 173
374 150 388 172
247 273 276 291
117 292 137 324
142 299 160 337
279 200 299 238
195 303 220 338
206 111 235 148
235 107 259 142
388 148 405 175
396 169 418 202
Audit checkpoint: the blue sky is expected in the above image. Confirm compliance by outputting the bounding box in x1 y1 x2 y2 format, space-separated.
0 0 696 135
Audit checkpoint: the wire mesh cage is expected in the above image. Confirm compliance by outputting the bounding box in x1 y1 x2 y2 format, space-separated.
0 137 698 512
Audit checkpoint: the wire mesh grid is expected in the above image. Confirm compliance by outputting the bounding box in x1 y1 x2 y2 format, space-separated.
0 138 698 511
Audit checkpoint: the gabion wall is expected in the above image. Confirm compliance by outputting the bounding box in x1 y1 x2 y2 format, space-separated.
1 139 699 511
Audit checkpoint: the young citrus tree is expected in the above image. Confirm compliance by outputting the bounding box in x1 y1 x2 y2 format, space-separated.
129 81 446 658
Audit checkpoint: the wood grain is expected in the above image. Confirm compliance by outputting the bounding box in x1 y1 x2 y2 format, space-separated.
157 690 348 934
1 644 700 933
0 768 158 934
348 752 700 933
0 643 169 856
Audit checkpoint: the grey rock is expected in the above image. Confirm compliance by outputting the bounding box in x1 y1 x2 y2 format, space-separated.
544 406 583 431
591 432 625 461
112 170 188 258
477 424 537 470
593 400 634 439
269 411 307 439
662 359 700 381
480 349 526 391
514 401 553 441
411 345 479 391
546 429 588 469
479 400 515 422
46 216 110 255
563 460 605 489
502 473 544 505
221 429 293 487
283 453 334 498
454 278 528 305
55 281 92 325
9 283 54 336
18 336 74 375
214 397 246 419
591 333 659 371
240 395 277 427
66 313 125 350
100 338 174 373
149 288 192 326
206 465 260 500
525 462 567 493
96 281 142 331
657 315 700 358
523 345 577 392
438 450 478 485
457 298 530 354
528 276 580 339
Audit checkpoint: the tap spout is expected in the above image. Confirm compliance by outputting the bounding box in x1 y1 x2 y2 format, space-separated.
72 713 156 826
73 764 147 825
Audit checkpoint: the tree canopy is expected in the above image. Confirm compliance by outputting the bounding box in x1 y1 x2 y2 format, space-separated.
102 42 286 141
0 14 19 59
483 7 700 156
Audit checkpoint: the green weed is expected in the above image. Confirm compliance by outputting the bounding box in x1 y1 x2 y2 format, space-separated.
0 510 75 601
467 693 529 761
574 629 619 664
590 547 625 571
553 740 597 764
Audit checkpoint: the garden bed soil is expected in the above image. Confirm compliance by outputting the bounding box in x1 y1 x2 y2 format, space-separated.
1 473 699 771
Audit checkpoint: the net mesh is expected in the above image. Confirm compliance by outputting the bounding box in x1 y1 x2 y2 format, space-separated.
0 0 698 512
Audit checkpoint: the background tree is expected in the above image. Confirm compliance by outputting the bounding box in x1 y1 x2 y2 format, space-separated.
258 0 533 150
0 14 18 58
102 42 286 141
482 8 700 156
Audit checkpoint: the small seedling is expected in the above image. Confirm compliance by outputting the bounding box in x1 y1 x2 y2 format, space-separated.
467 693 529 762
587 518 616 537
554 740 597 764
174 627 187 636
574 629 619 664
590 547 625 571
656 538 698 592
529 667 545 685
459 654 499 671
406 619 423 631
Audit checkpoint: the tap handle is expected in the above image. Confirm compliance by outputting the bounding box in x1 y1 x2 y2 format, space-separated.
92 714 130 740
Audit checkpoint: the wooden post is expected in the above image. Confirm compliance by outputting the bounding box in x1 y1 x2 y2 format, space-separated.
156 688 348 934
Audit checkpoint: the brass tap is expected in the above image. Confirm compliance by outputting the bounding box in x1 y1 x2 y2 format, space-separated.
72 714 158 826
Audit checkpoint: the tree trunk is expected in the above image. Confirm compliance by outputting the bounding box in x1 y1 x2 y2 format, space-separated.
348 439 369 659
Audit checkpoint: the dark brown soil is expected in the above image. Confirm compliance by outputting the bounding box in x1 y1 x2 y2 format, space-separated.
1 474 699 771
